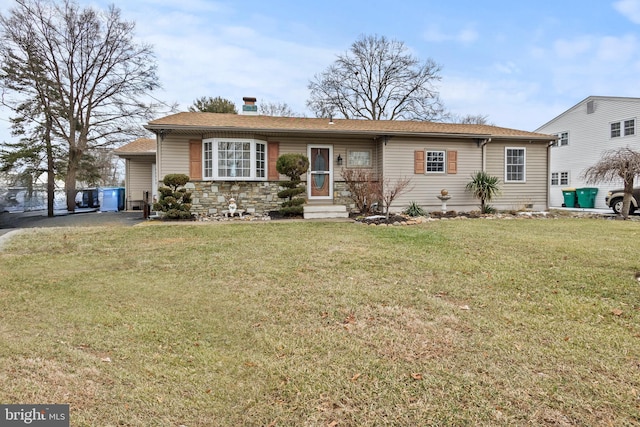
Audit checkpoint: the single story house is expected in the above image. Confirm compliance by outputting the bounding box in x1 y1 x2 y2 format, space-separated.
129 99 555 218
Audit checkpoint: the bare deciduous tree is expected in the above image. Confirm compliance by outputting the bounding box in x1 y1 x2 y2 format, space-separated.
341 168 379 214
582 147 640 219
259 100 301 117
450 113 493 126
0 0 160 211
376 176 413 220
307 34 446 121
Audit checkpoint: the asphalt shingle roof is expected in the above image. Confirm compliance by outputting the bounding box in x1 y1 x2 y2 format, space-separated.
113 138 156 155
145 112 554 140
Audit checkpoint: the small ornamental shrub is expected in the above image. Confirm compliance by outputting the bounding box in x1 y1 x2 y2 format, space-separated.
153 174 193 220
404 201 428 217
276 154 309 216
465 171 501 213
341 168 380 214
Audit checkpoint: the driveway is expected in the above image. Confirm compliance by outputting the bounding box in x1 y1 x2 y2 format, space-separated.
0 209 146 237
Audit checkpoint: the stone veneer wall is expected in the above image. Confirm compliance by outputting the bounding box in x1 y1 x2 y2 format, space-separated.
185 180 356 215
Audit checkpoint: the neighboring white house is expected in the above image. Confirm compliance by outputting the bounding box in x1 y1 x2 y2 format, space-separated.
536 96 640 209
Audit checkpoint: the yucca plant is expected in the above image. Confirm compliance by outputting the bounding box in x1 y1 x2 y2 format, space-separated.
465 171 501 213
404 201 427 217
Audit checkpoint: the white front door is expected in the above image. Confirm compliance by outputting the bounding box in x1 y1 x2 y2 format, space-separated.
307 145 333 200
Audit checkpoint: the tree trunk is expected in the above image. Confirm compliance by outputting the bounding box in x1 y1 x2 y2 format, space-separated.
45 117 55 217
65 147 81 212
47 160 55 217
622 176 634 219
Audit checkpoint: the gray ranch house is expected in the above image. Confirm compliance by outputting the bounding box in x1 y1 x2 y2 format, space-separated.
122 100 555 218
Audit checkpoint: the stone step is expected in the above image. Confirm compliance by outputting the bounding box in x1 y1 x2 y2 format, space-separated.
303 204 349 219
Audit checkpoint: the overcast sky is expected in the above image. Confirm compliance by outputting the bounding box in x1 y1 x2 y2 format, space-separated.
2 0 640 143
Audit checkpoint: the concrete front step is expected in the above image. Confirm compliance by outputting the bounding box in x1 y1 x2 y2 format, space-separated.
303 204 349 219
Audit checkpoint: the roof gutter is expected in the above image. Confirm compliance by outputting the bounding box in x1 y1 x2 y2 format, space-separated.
142 124 552 142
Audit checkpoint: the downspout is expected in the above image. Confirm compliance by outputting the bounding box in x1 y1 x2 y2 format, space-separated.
480 138 491 171
546 140 555 211
155 129 168 192
156 133 162 190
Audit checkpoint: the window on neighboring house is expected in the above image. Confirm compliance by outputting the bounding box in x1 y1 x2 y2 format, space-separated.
625 119 635 136
551 171 569 186
558 132 568 146
611 119 636 138
203 138 267 180
505 148 526 182
426 150 445 172
560 172 569 186
611 122 621 138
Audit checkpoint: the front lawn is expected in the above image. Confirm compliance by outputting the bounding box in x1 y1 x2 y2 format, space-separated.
0 219 639 426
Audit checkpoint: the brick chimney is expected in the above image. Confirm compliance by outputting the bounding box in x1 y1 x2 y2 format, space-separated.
242 97 258 115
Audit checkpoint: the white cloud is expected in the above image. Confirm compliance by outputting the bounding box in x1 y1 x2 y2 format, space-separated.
614 0 640 24
110 2 336 115
493 61 520 75
596 34 638 61
553 37 593 59
423 25 478 44
440 75 546 130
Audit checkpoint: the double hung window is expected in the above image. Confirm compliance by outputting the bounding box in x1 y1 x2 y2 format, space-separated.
505 148 526 182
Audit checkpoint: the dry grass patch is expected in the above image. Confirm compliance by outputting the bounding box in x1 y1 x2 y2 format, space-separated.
0 219 639 426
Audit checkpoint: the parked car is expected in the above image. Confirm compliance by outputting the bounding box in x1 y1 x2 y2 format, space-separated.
605 187 640 214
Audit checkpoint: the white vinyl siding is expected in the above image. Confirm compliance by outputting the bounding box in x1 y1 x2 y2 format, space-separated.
536 97 640 208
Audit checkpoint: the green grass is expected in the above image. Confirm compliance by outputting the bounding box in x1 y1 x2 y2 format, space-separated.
1 219 639 426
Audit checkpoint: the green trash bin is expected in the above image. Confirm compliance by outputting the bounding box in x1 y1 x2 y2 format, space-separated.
576 187 598 208
561 188 577 207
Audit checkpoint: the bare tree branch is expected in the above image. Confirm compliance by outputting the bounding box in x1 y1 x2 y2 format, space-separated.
582 147 640 218
0 0 161 211
307 34 445 121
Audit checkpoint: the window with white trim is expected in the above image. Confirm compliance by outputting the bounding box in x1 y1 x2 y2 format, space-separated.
203 138 267 180
426 150 445 172
551 171 569 186
505 148 525 182
557 132 568 146
611 118 635 138
625 119 635 136
611 122 621 138
560 171 569 186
